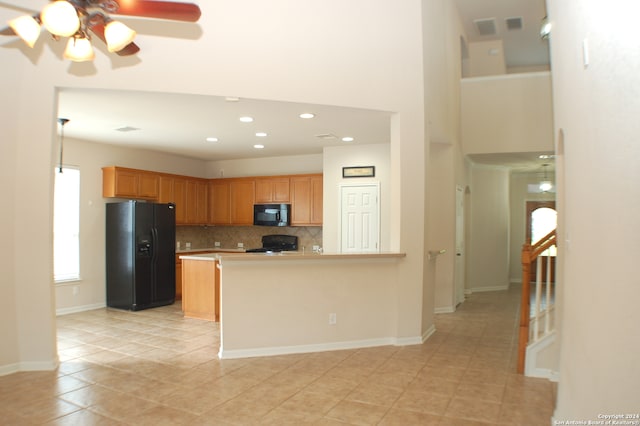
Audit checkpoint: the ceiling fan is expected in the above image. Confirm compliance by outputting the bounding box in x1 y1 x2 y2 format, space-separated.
1 0 201 61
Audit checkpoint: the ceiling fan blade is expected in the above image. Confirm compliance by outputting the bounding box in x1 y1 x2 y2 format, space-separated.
90 20 141 56
112 1 201 22
0 26 17 36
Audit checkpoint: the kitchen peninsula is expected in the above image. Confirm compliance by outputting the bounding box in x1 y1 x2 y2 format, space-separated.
181 251 407 359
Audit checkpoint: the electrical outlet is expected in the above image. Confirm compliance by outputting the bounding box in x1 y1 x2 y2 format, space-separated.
313 245 320 252
329 313 337 325
237 242 244 248
214 241 221 247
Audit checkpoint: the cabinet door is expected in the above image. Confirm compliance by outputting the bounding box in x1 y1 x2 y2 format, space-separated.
230 179 255 225
290 175 323 226
138 173 159 199
114 169 138 198
272 178 290 202
185 180 198 224
255 177 290 203
310 175 323 224
195 180 209 224
158 175 174 204
209 180 230 225
290 177 311 225
173 178 188 224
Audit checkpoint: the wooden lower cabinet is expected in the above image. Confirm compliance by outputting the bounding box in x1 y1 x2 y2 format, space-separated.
181 258 219 321
175 251 215 301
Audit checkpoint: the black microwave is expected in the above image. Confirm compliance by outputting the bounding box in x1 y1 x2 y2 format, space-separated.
253 204 291 226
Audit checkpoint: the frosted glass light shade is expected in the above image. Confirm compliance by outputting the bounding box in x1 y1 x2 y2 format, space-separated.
41 1 80 37
539 181 553 192
104 21 136 52
9 15 41 48
64 37 95 62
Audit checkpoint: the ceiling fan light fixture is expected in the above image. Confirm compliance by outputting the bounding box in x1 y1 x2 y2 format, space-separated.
64 35 95 62
41 1 80 37
104 20 136 52
540 15 552 39
9 15 41 48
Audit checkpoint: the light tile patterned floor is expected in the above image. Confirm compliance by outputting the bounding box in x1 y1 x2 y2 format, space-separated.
0 285 556 425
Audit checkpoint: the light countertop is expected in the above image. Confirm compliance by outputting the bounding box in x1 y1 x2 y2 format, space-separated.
179 251 406 262
176 247 245 254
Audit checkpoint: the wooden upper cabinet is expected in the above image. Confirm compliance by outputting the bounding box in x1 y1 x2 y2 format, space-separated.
210 178 254 225
255 177 290 203
230 179 255 225
158 175 174 204
209 180 230 225
104 166 321 226
290 174 323 226
102 166 158 200
173 178 187 224
185 179 208 224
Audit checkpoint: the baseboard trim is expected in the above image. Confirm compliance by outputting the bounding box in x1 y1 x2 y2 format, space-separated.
467 285 510 293
434 306 455 314
0 359 58 377
421 324 436 343
56 303 105 316
219 334 426 360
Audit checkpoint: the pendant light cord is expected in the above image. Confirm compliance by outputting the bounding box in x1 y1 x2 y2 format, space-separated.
58 118 69 173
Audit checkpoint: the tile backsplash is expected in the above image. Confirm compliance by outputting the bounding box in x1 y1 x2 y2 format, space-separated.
176 226 322 251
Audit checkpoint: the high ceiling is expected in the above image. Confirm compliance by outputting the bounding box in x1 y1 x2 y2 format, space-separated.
3 0 551 170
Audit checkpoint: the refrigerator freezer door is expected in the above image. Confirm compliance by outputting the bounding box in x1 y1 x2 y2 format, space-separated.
152 203 176 304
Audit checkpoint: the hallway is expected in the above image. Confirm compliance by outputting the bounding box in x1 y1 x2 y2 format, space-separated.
0 285 555 425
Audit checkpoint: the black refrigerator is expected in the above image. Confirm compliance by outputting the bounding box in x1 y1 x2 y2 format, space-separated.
106 201 176 311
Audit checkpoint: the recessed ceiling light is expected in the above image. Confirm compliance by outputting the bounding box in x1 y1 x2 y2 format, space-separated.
206 137 219 142
255 132 268 137
239 116 254 123
342 136 355 142
253 144 265 149
299 113 315 119
225 97 240 102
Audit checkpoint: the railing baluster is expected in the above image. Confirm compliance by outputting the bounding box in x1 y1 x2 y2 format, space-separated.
534 258 542 341
545 255 552 334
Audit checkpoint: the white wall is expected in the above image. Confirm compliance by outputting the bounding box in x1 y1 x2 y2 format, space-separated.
0 0 433 371
206 154 323 178
467 165 510 292
55 139 208 314
423 0 467 315
461 72 554 155
322 143 391 253
0 59 19 373
467 40 507 77
548 0 640 419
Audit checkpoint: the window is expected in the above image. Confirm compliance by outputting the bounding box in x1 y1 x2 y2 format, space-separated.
54 167 80 282
531 207 557 256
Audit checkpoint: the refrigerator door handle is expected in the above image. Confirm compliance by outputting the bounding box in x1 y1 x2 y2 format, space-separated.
151 227 158 263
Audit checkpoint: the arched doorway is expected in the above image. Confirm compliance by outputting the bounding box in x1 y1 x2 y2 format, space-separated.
526 201 557 281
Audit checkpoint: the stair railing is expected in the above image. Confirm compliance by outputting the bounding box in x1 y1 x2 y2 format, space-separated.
517 229 557 374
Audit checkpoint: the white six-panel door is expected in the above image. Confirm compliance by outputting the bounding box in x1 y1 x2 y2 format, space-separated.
340 183 380 253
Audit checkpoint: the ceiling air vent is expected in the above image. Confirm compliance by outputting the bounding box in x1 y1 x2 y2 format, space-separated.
505 16 523 31
315 133 338 140
474 18 497 36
